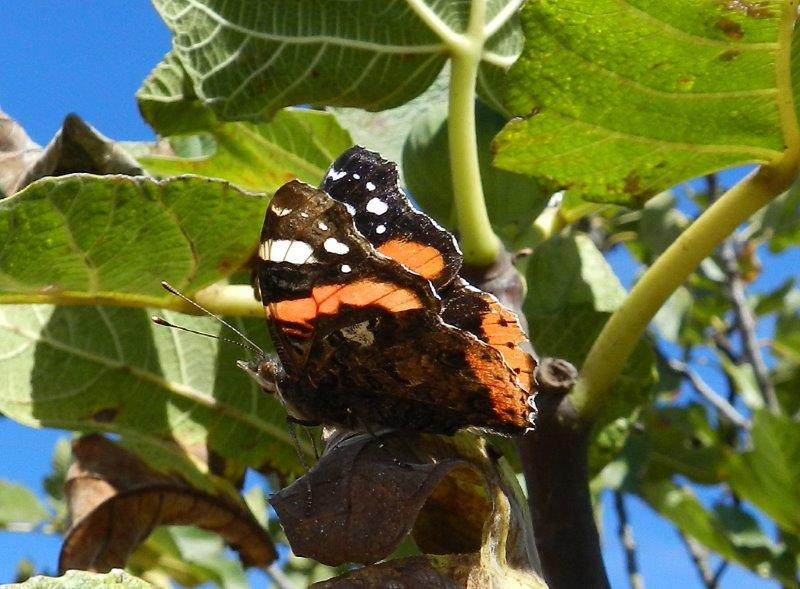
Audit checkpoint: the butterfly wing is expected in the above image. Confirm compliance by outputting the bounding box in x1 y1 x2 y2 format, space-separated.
320 146 462 289
321 146 537 401
256 180 438 379
256 180 534 434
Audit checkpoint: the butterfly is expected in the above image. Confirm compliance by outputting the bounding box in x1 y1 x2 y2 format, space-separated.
241 147 537 436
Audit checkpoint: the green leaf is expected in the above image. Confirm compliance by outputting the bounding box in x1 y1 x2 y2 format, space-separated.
750 180 800 252
403 101 547 246
644 405 728 485
137 51 218 137
495 0 791 205
753 278 796 315
0 175 264 303
130 527 248 589
139 108 353 193
728 410 800 535
0 480 49 528
775 304 800 363
637 192 690 260
774 361 800 416
0 305 307 484
150 0 448 120
147 0 522 122
9 569 152 589
638 479 793 584
330 69 450 183
523 235 656 471
719 354 765 410
652 286 692 343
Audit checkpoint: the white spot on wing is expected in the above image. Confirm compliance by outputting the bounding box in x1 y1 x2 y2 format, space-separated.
352 173 361 180
262 239 317 264
366 197 389 215
341 264 351 273
271 205 292 217
376 224 386 234
324 237 350 255
318 221 328 231
300 212 309 218
366 181 376 191
327 168 347 181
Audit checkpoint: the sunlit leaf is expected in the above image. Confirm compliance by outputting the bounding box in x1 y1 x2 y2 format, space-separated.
495 0 793 205
0 174 264 302
11 569 152 589
139 108 353 193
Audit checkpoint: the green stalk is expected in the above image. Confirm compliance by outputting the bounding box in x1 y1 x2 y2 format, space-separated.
447 0 501 265
572 163 798 419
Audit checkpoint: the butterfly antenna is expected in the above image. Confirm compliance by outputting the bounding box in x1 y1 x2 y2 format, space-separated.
157 281 265 357
151 316 263 357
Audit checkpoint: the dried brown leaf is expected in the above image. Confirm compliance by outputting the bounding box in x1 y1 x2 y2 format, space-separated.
270 430 541 584
59 435 275 572
0 112 143 196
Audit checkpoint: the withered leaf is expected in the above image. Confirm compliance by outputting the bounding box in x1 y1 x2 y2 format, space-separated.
0 111 143 196
59 435 275 572
271 431 484 566
270 430 537 573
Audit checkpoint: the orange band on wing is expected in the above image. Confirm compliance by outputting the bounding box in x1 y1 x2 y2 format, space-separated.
465 345 529 428
272 280 423 333
478 299 535 392
377 239 445 281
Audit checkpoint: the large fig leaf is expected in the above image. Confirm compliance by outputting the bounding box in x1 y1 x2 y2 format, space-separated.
495 0 797 206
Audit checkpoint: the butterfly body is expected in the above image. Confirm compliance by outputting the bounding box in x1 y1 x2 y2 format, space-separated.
247 147 537 436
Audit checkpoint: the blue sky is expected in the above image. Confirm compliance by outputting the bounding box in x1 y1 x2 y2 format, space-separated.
0 3 789 588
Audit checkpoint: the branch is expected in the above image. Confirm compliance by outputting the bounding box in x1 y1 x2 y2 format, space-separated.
718 240 781 413
678 531 719 589
668 360 750 429
614 491 645 589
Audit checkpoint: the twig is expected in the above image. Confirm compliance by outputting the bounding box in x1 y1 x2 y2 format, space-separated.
718 239 781 413
678 531 718 589
669 360 750 429
711 561 730 588
614 491 645 589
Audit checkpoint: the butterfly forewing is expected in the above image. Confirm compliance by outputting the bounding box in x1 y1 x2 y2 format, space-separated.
320 147 462 289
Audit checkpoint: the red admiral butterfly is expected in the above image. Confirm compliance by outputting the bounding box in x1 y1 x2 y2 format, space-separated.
241 147 537 435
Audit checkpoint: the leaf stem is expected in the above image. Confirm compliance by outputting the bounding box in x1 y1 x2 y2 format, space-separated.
447 0 501 265
0 285 264 317
572 162 798 420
